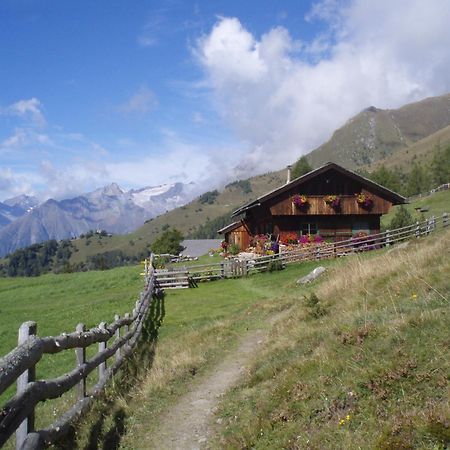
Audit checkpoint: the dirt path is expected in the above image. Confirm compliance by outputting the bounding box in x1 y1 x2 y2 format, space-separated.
149 327 268 449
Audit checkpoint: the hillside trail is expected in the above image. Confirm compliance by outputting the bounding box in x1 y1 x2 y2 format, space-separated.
146 309 291 450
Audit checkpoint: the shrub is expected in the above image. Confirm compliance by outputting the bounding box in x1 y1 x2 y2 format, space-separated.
267 260 283 272
151 228 184 255
389 205 414 230
198 190 219 204
303 292 328 319
228 244 240 255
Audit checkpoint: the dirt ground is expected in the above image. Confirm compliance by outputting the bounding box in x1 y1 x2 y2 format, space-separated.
148 327 267 449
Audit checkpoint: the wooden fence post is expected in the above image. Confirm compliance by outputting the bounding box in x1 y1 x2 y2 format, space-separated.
124 313 130 335
443 212 449 227
114 315 121 362
242 260 248 276
16 321 37 450
220 261 224 279
75 323 86 401
98 322 107 381
415 221 420 238
386 230 391 247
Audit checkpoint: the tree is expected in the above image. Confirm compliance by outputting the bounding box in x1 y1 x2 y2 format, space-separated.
291 156 312 179
406 163 431 196
430 142 450 186
151 228 184 255
368 165 402 193
389 205 414 230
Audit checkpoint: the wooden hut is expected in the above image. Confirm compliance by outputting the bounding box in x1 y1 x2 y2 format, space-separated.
217 221 251 250
220 162 406 251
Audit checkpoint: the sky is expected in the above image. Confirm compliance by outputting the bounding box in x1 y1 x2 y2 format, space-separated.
1 0 450 201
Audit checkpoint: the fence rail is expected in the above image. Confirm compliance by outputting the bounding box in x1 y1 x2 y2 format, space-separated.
155 213 448 289
0 258 155 450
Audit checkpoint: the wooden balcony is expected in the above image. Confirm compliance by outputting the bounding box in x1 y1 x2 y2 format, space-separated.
270 193 392 216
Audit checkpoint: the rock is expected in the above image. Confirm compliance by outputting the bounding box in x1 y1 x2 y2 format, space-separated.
387 241 410 254
296 266 326 284
237 252 258 260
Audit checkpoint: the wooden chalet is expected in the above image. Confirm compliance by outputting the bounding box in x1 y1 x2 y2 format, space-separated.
219 162 406 251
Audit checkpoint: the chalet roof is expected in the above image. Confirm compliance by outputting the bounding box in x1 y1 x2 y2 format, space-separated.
232 162 406 217
217 221 242 234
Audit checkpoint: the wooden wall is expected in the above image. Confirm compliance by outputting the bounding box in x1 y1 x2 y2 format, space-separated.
227 224 251 250
269 190 392 216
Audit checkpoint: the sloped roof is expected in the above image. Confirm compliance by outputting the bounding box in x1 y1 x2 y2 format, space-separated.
232 162 406 217
217 221 243 234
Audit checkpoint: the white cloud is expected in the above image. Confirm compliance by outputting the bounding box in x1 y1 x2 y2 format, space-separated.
106 135 241 193
3 98 46 127
0 167 37 199
118 86 158 115
195 0 450 173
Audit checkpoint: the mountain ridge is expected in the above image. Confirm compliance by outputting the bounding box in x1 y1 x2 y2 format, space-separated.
0 182 196 257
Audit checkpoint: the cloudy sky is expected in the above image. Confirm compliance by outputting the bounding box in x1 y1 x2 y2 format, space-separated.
1 0 450 201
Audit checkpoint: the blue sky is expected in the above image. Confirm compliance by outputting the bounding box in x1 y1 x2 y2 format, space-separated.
1 0 450 201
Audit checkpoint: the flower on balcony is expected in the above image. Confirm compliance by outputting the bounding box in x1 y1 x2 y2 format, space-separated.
324 194 341 209
355 193 374 209
293 194 309 208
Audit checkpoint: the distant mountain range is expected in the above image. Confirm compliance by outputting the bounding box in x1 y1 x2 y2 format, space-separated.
0 182 196 257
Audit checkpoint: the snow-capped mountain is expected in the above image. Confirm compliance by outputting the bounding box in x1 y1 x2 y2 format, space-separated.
0 195 39 228
0 182 196 256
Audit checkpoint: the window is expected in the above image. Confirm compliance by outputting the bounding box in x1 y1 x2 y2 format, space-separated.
300 223 318 235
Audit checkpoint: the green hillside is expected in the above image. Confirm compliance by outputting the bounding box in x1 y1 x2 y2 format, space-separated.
0 265 144 447
308 93 450 169
368 124 450 171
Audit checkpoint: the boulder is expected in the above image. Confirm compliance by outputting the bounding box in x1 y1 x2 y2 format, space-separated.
297 266 326 284
387 241 410 254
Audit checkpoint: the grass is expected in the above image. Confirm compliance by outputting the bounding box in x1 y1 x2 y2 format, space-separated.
210 228 450 449
77 259 337 450
381 189 450 228
97 228 448 450
1 214 449 448
0 265 144 448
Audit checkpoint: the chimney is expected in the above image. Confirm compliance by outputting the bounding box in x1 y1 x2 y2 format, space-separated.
286 165 292 184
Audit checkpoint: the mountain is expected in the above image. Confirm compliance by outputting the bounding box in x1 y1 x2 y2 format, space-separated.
0 195 39 229
0 182 195 257
307 93 450 169
3 194 39 211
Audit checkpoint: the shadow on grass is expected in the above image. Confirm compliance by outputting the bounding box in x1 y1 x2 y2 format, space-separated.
54 292 165 450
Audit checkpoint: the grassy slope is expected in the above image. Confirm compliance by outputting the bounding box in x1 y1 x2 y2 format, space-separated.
211 229 450 450
308 93 450 170
382 189 450 227
115 229 449 449
368 124 450 172
0 265 144 447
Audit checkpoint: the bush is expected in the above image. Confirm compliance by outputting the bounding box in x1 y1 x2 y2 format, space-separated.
228 243 240 255
303 292 328 319
198 190 219 204
267 260 283 272
151 228 184 255
389 205 414 230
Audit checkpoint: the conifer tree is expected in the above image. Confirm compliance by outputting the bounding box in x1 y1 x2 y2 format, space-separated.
291 156 312 179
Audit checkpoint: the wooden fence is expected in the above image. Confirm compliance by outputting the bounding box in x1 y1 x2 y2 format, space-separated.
0 259 156 450
155 213 449 289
